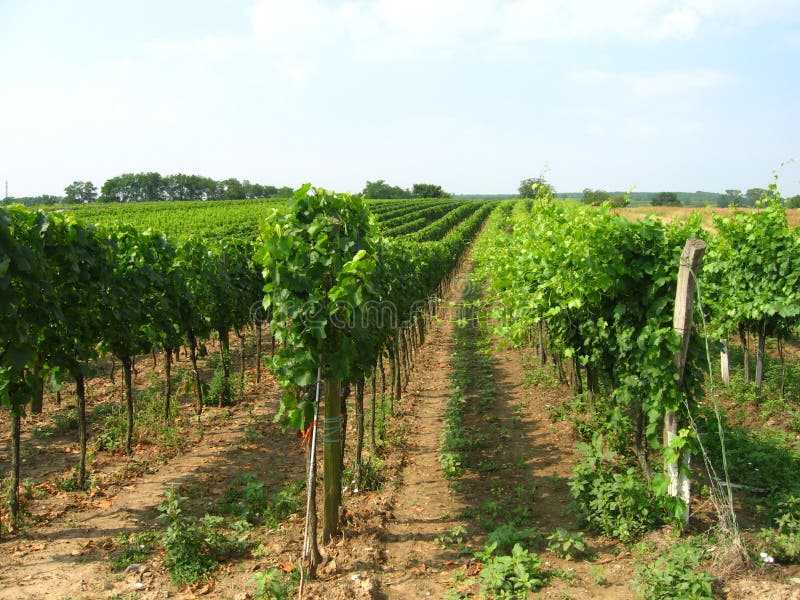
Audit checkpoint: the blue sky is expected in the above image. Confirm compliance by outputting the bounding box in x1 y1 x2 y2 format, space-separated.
1 0 799 197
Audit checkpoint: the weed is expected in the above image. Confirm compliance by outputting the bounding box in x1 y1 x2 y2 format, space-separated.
476 542 548 598
589 565 610 586
546 528 591 560
486 524 543 554
207 367 235 407
264 480 305 529
568 433 674 542
436 525 468 553
219 473 269 524
157 488 253 585
250 567 298 599
632 541 715 599
35 407 79 438
243 423 261 444
756 495 800 562
54 469 98 493
110 530 160 571
344 455 385 493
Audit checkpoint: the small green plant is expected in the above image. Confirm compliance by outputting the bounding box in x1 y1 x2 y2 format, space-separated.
264 480 305 529
55 469 82 492
632 541 715 600
589 565 610 586
440 450 463 480
35 407 79 438
569 434 675 542
157 488 253 585
344 455 385 492
756 494 800 562
111 530 160 571
476 542 548 598
546 528 590 560
219 473 269 523
478 460 501 473
250 567 298 599
486 524 543 554
243 423 261 444
436 525 468 552
482 499 503 520
207 367 235 407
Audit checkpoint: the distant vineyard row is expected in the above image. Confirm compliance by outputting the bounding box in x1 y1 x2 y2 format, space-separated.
51 197 490 242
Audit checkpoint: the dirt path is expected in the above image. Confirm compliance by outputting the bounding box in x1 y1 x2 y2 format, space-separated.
355 254 637 599
377 273 469 598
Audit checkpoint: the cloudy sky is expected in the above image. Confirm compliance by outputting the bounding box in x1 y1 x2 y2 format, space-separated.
1 0 799 197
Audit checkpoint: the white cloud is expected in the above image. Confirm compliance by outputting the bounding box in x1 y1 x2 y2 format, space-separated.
144 36 246 61
138 0 800 83
654 8 701 39
571 67 733 96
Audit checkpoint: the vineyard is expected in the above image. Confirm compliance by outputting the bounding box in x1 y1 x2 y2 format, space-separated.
3 187 800 598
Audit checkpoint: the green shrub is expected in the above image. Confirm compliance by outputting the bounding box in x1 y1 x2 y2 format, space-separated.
486 525 543 554
250 567 298 599
476 542 547 598
157 489 253 584
111 530 160 571
263 480 305 529
756 495 800 562
219 473 269 523
546 528 590 560
569 434 672 542
633 542 715 599
207 368 235 407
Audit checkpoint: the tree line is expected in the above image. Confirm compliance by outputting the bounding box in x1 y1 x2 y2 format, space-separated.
361 180 451 199
2 174 294 205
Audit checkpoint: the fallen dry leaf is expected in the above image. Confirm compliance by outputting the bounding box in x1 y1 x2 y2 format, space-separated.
277 561 294 573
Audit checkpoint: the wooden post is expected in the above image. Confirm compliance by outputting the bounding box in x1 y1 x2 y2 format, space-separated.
720 339 730 386
666 238 706 526
322 378 343 544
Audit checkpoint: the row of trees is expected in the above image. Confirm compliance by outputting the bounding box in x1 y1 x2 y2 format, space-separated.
2 175 292 205
361 180 451 199
97 173 293 203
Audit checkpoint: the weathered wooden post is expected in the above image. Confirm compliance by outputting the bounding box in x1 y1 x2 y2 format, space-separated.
322 378 343 543
720 339 730 386
666 238 706 525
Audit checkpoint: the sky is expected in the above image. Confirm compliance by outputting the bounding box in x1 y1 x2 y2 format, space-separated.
1 0 799 198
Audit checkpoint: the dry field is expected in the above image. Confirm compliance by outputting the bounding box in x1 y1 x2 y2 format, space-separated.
618 205 800 231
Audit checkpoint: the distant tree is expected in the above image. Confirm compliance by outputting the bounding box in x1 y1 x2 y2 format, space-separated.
411 183 451 198
581 188 609 205
609 194 629 207
362 180 411 199
582 188 628 207
276 186 294 198
519 177 555 199
721 189 743 207
785 195 800 208
744 188 771 207
221 178 246 200
64 181 97 204
651 192 681 206
97 172 286 202
136 172 165 201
